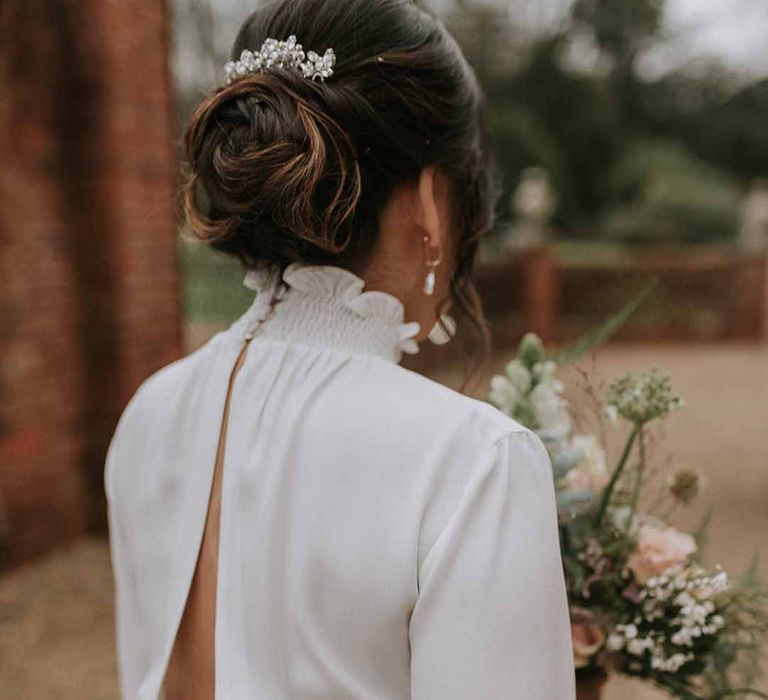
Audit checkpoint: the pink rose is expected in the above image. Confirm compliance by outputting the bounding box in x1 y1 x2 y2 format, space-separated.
627 524 697 584
570 607 605 668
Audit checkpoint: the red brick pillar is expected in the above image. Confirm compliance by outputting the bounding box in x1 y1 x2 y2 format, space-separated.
522 245 559 344
0 0 181 567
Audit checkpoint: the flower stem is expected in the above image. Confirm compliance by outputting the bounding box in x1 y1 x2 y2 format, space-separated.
593 424 639 528
626 425 646 531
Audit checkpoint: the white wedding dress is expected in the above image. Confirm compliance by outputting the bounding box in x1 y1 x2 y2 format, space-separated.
105 261 575 700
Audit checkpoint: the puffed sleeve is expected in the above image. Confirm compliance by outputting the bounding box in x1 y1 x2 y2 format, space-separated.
408 429 575 699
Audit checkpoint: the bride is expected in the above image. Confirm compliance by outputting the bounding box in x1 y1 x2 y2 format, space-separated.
104 0 575 698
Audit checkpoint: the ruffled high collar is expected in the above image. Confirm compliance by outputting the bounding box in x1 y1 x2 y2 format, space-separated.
228 262 421 364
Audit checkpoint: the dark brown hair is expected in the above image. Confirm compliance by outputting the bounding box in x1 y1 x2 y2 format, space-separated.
183 0 502 386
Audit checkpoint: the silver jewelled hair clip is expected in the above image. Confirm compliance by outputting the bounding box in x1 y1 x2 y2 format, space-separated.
224 34 336 84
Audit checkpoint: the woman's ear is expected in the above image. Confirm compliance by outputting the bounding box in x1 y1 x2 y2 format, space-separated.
417 165 444 251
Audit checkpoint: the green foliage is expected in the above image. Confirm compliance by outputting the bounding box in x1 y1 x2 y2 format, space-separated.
518 332 546 368
599 139 742 243
449 1 765 243
486 99 564 217
572 0 664 69
179 237 253 324
485 35 621 224
686 79 768 182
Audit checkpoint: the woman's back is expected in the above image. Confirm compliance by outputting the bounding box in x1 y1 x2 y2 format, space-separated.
105 263 574 699
106 0 575 695
161 321 248 700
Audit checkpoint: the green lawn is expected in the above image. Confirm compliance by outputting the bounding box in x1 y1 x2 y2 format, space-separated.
179 237 254 325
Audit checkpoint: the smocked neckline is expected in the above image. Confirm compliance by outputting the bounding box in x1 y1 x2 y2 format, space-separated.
234 262 422 363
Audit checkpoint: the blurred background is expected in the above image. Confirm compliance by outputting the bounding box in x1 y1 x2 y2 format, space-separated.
1 0 766 697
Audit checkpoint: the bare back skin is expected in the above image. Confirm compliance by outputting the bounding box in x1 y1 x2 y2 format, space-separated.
162 338 251 700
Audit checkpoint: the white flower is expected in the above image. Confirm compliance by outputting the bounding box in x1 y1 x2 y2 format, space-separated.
488 375 520 415
606 368 684 425
564 433 609 493
532 360 557 382
504 359 532 394
606 632 625 651
710 571 729 593
530 380 571 442
627 637 653 656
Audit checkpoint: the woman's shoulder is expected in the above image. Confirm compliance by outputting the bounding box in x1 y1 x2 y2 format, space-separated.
333 357 535 460
128 331 230 403
354 362 556 579
104 335 230 500
385 359 526 429
107 335 227 451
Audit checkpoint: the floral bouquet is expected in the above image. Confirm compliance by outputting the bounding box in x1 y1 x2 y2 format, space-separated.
487 316 768 699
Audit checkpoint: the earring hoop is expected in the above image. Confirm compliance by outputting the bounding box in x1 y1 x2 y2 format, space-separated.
422 234 442 295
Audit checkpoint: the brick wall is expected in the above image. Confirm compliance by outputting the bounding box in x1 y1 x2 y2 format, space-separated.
0 0 181 568
471 248 767 346
406 248 767 382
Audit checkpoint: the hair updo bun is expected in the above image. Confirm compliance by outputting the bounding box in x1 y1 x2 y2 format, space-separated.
182 0 501 378
184 70 362 266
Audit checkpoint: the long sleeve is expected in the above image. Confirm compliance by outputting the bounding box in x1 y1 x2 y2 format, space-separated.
105 403 147 699
408 429 575 700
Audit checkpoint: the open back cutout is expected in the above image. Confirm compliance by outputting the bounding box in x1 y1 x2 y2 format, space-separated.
161 338 251 700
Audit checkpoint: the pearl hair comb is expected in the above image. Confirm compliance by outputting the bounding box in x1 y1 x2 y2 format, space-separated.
224 34 336 84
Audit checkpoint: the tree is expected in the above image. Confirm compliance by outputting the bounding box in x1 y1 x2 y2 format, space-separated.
572 0 663 78
571 0 664 121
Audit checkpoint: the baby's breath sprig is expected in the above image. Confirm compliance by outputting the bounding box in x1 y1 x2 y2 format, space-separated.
607 567 729 677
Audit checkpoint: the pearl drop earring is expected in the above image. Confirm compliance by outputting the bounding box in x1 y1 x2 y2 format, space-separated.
422 234 442 296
